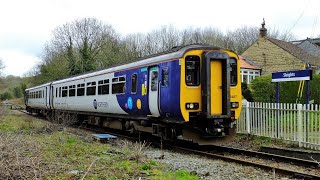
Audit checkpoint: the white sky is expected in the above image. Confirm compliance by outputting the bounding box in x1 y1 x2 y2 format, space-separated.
0 0 320 76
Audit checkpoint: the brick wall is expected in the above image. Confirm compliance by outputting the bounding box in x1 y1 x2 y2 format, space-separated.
242 38 304 75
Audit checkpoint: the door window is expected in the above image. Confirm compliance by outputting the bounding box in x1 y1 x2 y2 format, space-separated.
151 71 158 91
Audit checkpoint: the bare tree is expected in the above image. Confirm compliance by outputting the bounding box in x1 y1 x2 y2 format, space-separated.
50 17 119 74
268 27 296 41
226 26 259 54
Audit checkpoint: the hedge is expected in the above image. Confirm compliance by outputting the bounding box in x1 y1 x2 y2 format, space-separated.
250 74 320 104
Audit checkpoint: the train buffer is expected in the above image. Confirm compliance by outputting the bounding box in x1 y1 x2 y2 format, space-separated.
92 134 117 142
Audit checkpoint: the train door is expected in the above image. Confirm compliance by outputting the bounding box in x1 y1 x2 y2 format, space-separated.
210 60 223 114
24 90 29 106
50 85 54 109
148 66 160 116
202 51 230 117
46 87 50 108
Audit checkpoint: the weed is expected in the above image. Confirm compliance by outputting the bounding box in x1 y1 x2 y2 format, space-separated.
0 110 200 179
154 170 199 180
116 140 149 162
141 163 152 170
149 159 158 166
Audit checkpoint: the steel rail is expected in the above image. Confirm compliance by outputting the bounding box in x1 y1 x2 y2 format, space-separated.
173 146 320 180
201 144 320 168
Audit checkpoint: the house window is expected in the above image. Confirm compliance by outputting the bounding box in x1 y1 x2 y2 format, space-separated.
112 76 126 94
87 82 96 96
77 83 85 96
98 79 109 95
241 69 260 84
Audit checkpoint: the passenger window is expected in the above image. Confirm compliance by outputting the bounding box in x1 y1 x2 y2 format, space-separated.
59 87 62 97
151 71 158 91
98 79 109 95
185 55 200 86
162 68 169 87
230 58 238 86
62 86 68 97
56 88 57 97
131 74 137 93
69 85 76 97
86 82 96 96
77 83 85 96
112 76 126 94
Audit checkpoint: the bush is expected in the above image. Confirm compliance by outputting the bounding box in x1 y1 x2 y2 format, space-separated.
251 74 320 104
250 75 275 102
241 82 254 102
0 92 12 100
12 86 23 98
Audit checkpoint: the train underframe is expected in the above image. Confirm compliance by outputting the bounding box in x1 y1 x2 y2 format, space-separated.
26 107 235 143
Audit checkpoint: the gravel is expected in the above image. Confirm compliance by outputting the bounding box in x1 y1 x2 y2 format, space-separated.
144 148 289 180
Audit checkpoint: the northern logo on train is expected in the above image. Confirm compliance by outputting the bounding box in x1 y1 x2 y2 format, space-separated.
93 99 98 109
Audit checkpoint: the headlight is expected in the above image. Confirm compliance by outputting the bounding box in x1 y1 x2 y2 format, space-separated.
186 103 199 110
231 102 239 108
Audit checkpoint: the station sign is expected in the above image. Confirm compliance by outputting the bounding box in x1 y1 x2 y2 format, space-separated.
272 69 312 82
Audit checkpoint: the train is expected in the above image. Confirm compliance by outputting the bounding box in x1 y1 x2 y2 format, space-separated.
25 44 242 141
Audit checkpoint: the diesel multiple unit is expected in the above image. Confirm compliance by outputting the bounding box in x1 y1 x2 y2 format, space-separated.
25 44 242 140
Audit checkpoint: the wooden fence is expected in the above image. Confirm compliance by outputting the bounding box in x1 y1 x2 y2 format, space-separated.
236 101 320 150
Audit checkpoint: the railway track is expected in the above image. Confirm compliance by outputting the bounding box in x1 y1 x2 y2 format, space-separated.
172 146 320 180
9 105 320 179
199 144 320 168
75 125 320 179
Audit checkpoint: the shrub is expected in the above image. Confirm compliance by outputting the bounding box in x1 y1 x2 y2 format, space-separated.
251 74 320 104
250 75 275 102
0 92 12 100
241 82 254 102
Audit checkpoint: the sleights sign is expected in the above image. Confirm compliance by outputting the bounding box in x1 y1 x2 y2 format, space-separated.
272 69 312 82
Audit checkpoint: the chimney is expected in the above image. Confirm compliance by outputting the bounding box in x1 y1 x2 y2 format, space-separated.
259 18 267 37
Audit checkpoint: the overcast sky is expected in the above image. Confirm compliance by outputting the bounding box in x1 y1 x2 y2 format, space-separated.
0 0 319 76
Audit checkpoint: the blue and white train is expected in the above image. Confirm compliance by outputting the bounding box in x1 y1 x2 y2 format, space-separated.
25 44 242 140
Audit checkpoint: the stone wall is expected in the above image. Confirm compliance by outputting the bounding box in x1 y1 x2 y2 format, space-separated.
242 38 304 75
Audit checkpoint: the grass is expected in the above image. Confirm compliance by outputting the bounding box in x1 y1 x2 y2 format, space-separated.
0 106 199 179
235 134 292 149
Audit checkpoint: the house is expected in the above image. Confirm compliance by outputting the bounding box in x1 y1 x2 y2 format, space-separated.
239 56 261 84
241 21 320 75
291 38 320 57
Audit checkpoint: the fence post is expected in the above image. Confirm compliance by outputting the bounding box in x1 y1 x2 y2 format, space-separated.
297 104 303 147
246 102 251 134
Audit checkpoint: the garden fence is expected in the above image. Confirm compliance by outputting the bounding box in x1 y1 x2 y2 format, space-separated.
236 101 320 150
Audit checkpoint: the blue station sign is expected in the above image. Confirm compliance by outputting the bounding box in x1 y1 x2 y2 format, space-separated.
272 69 312 82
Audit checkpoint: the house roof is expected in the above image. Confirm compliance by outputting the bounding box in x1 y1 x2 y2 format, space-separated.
268 37 320 66
239 56 261 70
294 38 320 57
291 38 320 46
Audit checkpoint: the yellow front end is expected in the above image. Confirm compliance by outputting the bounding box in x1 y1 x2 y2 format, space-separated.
179 48 242 135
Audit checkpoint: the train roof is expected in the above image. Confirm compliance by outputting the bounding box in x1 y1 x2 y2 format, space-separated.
26 82 51 91
52 44 220 85
27 44 221 88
